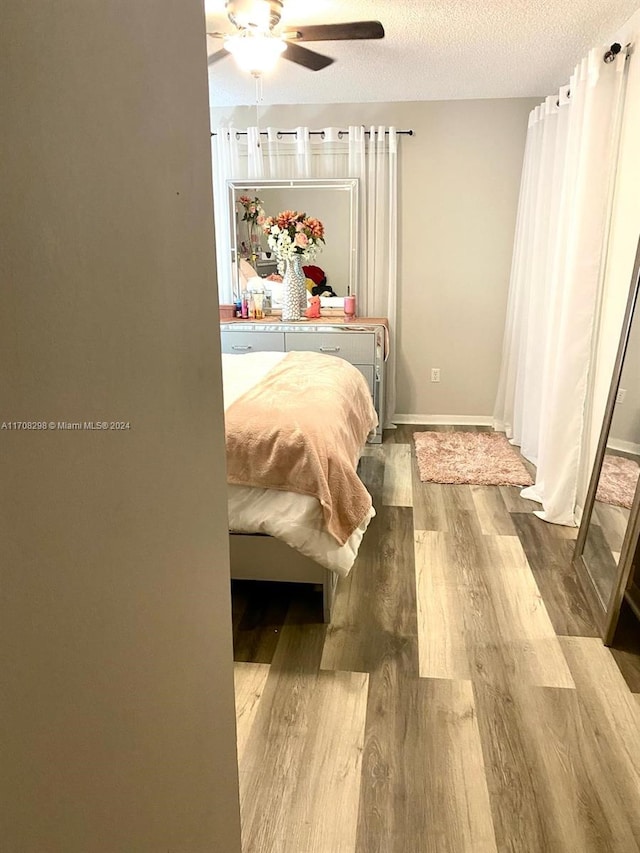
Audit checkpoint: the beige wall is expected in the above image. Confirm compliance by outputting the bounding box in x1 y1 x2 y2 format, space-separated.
212 98 538 417
1 3 241 851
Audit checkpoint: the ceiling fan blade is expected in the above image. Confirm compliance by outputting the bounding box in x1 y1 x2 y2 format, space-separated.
208 48 229 66
284 21 385 42
282 41 334 71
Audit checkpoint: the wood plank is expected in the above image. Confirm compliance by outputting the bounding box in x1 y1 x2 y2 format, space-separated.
481 535 574 688
396 424 439 442
286 670 368 853
475 680 640 853
321 506 418 677
358 448 385 507
412 459 480 535
356 675 498 853
240 591 327 777
442 483 476 512
416 525 573 687
359 445 385 462
413 478 450 531
382 443 413 507
499 484 540 513
511 512 600 637
470 485 516 535
415 530 471 680
240 669 368 853
409 426 451 531
560 636 640 842
442 486 485 536
234 662 270 764
387 424 442 444
548 523 579 540
384 424 414 444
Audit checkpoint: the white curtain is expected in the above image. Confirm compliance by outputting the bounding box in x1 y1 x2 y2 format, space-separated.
494 47 629 525
211 125 398 422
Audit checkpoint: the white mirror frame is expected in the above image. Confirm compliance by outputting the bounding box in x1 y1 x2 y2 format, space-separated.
226 178 359 300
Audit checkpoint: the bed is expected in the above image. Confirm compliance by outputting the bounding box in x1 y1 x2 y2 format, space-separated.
222 350 378 622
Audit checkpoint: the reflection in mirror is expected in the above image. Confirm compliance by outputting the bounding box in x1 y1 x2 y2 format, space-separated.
227 179 358 302
575 235 640 633
583 308 640 604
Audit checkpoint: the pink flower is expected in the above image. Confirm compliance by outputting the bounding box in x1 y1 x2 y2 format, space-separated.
305 217 324 239
294 232 309 248
276 210 300 229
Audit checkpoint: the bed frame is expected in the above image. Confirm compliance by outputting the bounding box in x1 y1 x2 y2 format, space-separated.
229 532 338 623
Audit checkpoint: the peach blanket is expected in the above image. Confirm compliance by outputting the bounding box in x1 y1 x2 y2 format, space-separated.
225 351 377 545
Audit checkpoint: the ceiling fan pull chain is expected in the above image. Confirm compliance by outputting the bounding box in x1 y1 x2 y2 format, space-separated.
255 74 264 106
254 76 264 144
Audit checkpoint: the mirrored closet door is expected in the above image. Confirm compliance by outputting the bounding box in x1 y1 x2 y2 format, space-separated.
574 235 640 642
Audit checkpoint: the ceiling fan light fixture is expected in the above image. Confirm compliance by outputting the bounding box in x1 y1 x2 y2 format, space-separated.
224 31 286 76
225 0 282 31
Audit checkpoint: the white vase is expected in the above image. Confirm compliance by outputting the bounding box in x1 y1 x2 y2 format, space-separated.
281 255 306 321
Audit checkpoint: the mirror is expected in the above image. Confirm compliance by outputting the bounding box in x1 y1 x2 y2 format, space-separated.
574 235 640 640
227 179 359 301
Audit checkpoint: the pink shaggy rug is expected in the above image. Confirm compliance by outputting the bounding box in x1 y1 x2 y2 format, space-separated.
596 454 640 509
413 431 534 487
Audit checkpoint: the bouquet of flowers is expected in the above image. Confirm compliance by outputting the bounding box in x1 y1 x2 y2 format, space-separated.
237 195 265 258
237 194 264 225
261 209 325 273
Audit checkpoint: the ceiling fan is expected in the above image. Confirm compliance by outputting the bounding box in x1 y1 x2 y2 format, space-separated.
207 0 385 77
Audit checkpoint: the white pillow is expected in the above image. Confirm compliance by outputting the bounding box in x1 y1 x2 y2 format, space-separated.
319 296 347 307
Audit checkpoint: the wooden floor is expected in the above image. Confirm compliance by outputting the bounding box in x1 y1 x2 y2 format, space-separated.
231 425 640 853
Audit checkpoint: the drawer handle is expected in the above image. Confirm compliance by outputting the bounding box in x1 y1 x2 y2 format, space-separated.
319 346 341 353
231 345 252 351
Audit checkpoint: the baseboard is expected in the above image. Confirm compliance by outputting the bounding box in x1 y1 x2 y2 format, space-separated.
607 438 640 456
393 414 494 427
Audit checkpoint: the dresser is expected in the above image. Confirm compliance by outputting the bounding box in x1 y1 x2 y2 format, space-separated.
220 318 387 443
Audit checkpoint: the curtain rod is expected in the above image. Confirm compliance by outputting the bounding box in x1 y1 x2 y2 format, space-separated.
603 42 632 63
555 43 632 106
211 129 413 138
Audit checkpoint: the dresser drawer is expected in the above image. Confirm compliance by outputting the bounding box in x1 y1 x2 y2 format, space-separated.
284 332 375 364
221 331 285 354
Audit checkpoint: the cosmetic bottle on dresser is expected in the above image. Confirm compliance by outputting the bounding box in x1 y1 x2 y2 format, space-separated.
344 295 356 321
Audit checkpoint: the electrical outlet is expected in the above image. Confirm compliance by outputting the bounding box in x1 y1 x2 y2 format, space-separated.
616 388 627 404
431 368 441 383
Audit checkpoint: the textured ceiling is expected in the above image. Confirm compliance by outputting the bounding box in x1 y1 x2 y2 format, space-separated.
205 0 640 106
